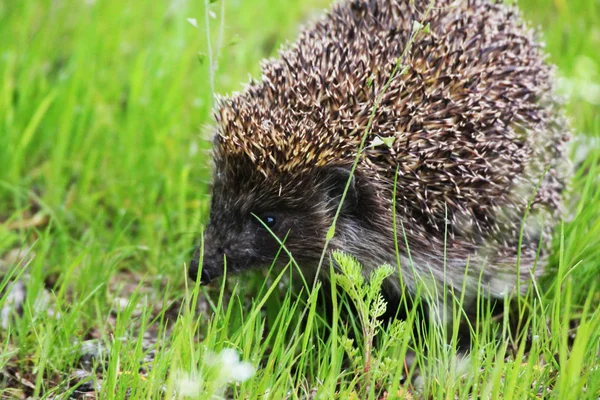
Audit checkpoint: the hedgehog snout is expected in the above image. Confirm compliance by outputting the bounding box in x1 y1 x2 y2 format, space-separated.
199 262 215 285
188 230 227 284
188 246 201 281
188 246 226 284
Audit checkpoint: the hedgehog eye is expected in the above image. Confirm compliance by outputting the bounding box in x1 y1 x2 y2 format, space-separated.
255 214 277 229
263 216 276 227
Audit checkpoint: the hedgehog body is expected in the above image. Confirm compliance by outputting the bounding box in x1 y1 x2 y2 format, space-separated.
190 0 570 306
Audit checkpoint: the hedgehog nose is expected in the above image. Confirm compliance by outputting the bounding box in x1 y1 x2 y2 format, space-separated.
200 247 225 284
188 251 214 284
188 247 201 281
188 247 216 284
188 244 225 284
199 267 213 285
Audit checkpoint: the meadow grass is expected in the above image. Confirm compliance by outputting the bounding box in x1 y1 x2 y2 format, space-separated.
1 0 599 398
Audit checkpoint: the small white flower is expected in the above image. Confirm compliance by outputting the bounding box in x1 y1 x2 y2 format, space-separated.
176 371 203 397
187 18 198 28
206 348 256 383
228 360 255 382
412 20 423 32
219 348 240 366
175 348 255 398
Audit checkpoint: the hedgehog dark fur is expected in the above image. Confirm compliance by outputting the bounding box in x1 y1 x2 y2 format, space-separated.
189 0 570 310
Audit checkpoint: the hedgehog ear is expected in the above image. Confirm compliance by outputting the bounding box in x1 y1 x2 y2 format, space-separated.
324 167 358 214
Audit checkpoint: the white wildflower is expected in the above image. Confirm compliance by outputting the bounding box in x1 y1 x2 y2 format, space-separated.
187 18 198 28
174 348 255 399
176 371 204 397
206 348 256 383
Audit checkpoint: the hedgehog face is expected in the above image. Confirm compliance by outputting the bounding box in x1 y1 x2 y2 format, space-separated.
188 164 362 284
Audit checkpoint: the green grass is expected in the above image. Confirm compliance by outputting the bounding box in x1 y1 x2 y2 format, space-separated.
1 0 599 398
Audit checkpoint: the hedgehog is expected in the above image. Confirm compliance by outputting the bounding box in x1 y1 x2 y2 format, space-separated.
189 0 570 319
